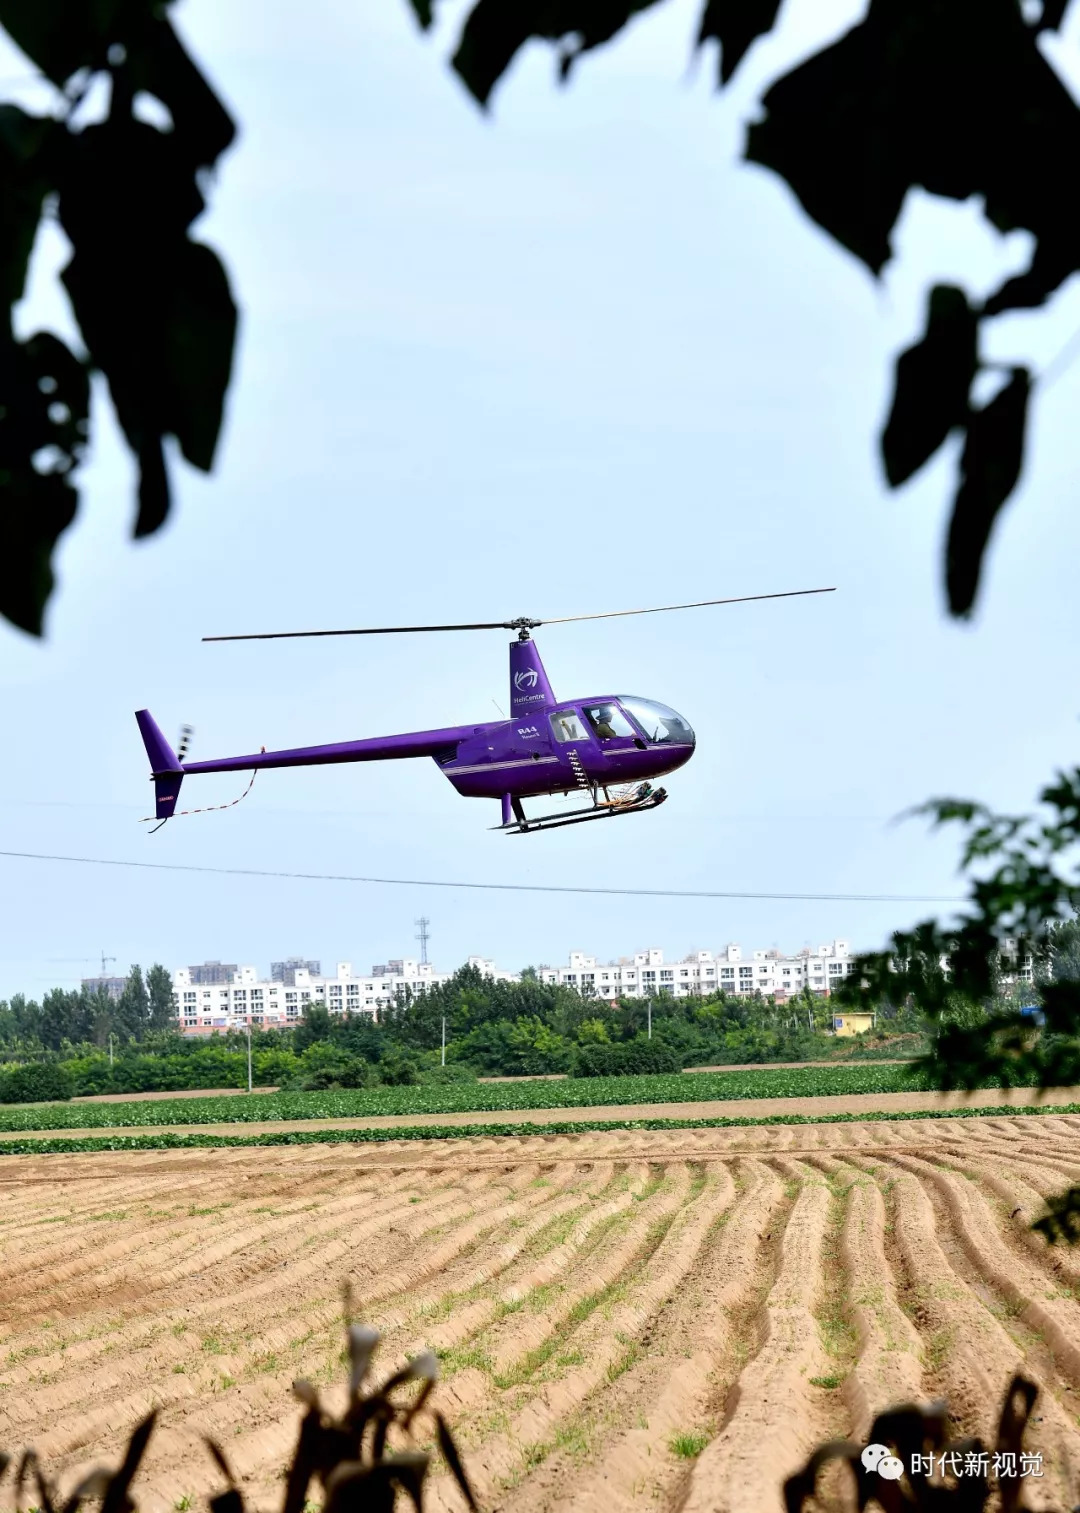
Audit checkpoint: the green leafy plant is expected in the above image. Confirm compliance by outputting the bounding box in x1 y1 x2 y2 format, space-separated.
834 767 1080 1234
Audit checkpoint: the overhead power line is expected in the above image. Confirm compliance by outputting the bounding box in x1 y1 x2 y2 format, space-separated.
0 848 965 904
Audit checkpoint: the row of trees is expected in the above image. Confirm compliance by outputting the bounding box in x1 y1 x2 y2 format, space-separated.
0 965 176 1053
2 960 925 1101
13 921 1072 1087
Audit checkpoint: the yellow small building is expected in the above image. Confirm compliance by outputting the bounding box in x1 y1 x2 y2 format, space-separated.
832 1011 875 1037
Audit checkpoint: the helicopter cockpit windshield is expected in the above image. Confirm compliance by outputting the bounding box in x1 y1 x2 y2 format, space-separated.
619 697 695 747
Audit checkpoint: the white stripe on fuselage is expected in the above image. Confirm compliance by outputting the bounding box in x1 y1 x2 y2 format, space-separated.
448 756 562 775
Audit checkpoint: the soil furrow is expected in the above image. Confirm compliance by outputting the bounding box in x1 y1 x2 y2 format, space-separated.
679 1169 835 1513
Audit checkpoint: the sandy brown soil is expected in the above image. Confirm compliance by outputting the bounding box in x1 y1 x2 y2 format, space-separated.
3 1114 1080 1512
5 1083 1080 1143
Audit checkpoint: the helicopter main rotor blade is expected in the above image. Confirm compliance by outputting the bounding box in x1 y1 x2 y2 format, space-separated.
203 620 525 642
202 587 834 642
537 586 836 626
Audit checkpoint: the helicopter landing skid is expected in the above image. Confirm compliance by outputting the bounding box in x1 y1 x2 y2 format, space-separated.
493 784 668 835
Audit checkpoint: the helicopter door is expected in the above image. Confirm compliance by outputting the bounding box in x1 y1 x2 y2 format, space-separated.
581 703 642 754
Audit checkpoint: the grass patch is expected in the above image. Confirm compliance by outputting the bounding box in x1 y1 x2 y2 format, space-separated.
434 1343 493 1378
810 1374 843 1389
669 1431 710 1459
925 1327 955 1373
606 1341 642 1381
815 1187 859 1369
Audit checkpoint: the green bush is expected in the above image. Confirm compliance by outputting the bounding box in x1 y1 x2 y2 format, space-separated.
376 1047 422 1086
291 1043 371 1091
0 1060 76 1103
418 1062 477 1085
571 1035 681 1078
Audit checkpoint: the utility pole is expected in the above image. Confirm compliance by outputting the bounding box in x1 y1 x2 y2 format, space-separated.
441 1015 446 1067
647 995 652 1040
415 917 431 966
108 1032 114 1067
247 1019 253 1093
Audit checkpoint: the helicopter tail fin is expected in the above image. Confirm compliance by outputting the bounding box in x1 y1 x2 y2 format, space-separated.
509 639 557 720
136 709 184 820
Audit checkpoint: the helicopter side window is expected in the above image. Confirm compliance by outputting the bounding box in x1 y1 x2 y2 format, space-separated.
550 710 588 743
582 704 635 741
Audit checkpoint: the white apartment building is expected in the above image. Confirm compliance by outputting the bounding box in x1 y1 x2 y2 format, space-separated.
173 956 513 1033
536 942 856 1001
173 933 1036 1033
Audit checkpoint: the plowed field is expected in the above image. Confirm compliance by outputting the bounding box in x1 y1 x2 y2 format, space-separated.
4 1115 1080 1512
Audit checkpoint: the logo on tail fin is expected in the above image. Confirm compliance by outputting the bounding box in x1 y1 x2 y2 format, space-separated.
514 669 538 691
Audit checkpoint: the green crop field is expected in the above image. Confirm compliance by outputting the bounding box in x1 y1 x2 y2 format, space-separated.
1 1101 1078 1156
0 1062 944 1131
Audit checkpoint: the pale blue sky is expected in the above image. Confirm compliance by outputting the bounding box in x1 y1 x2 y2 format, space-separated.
3 0 1080 997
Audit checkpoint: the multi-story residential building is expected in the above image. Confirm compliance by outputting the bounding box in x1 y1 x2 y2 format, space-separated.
535 942 857 1001
80 975 127 1001
271 958 322 986
173 956 514 1034
185 960 239 986
172 934 1037 1035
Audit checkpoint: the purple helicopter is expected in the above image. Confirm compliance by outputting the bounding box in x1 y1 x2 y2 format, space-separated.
136 587 833 834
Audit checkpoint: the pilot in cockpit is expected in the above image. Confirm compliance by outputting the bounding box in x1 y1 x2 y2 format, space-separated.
590 706 617 740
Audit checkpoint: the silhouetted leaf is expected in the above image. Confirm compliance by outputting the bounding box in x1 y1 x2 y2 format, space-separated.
983 239 1080 315
407 0 434 28
945 368 1029 617
435 1415 478 1513
0 106 60 310
101 1409 156 1513
1034 0 1073 31
696 0 783 85
122 16 236 169
746 0 1080 279
0 0 159 85
451 0 664 107
743 10 907 274
882 285 978 487
208 1494 245 1513
1034 1185 1080 1245
0 332 89 635
58 118 237 538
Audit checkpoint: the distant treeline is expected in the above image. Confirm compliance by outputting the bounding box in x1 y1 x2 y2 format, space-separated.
0 964 924 1102
0 965 176 1051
